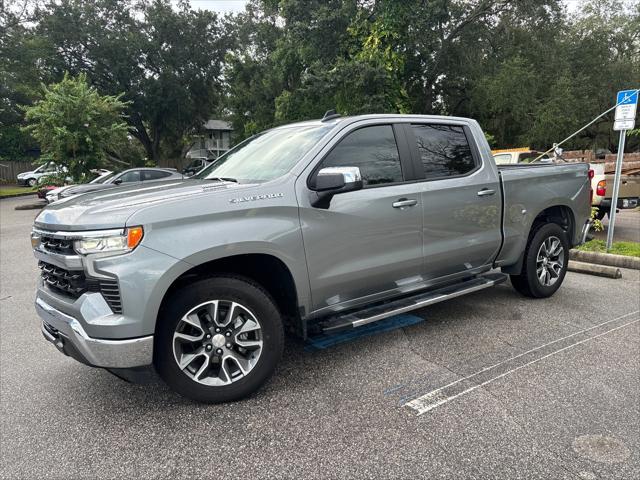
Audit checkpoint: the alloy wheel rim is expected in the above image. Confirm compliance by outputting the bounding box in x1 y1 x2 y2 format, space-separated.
536 235 565 287
172 300 263 386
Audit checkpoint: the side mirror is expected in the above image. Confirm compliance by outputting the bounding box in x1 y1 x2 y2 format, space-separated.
310 166 363 208
113 178 122 185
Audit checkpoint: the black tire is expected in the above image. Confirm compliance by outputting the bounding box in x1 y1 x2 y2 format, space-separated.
27 178 37 187
510 223 570 298
154 275 284 403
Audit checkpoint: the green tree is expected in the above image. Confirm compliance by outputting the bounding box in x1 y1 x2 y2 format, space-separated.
0 1 52 161
33 0 231 162
223 0 568 144
23 73 130 181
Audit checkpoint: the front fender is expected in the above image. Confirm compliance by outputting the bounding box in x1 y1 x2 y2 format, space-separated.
128 187 310 330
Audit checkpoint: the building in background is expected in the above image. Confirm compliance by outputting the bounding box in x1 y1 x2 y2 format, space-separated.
187 119 233 160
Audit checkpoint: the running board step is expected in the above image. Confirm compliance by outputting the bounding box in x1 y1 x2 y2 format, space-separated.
321 272 508 333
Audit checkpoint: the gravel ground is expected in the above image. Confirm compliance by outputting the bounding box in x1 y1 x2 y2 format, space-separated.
1 196 638 480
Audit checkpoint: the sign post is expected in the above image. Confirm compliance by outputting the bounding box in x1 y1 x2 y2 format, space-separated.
606 89 638 251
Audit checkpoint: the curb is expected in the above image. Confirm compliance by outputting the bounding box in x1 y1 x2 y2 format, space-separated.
568 260 622 279
569 249 640 270
0 192 37 200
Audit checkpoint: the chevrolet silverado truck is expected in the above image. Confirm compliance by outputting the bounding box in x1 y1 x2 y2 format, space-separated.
32 114 591 403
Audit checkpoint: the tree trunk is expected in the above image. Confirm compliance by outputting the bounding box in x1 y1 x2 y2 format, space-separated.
129 114 161 164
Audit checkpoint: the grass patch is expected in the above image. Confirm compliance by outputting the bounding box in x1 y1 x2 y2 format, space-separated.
577 239 640 257
0 187 35 197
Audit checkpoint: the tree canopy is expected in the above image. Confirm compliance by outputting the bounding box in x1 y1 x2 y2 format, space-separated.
1 0 638 166
6 0 231 162
224 0 639 150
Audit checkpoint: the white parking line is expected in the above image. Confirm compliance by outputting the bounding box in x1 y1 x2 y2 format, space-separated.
405 311 639 416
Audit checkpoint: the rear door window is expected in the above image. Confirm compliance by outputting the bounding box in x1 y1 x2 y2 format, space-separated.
141 170 172 181
117 171 141 183
411 125 477 179
320 125 403 187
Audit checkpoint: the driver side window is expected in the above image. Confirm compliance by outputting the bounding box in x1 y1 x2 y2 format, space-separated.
320 125 403 187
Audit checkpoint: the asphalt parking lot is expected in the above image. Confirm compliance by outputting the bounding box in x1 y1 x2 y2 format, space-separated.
1 196 638 479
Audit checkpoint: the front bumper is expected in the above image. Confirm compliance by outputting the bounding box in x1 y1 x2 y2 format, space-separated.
36 294 153 369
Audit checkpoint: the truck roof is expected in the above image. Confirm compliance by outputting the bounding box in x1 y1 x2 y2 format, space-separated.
279 113 477 129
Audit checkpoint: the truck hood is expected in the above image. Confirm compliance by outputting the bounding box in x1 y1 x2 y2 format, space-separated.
62 183 117 196
35 179 251 231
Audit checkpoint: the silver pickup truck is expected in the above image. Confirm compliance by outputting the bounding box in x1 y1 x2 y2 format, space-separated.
32 114 591 403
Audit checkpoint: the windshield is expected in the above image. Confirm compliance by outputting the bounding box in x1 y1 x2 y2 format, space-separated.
195 124 332 183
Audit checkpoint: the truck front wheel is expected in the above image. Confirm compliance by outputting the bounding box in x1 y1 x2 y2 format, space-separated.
154 276 284 403
510 223 569 298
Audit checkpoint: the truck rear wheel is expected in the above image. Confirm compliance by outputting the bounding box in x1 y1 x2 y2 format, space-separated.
154 276 284 403
510 223 569 298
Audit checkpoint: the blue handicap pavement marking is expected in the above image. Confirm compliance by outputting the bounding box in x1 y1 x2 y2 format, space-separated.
617 89 638 106
305 313 424 351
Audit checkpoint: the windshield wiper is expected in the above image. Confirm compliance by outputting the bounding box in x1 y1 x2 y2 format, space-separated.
203 177 238 183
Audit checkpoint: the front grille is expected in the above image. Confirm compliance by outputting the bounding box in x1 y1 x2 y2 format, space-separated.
39 261 86 297
39 261 122 313
40 234 75 255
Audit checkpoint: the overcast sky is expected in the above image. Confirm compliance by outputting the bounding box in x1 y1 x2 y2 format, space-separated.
185 0 586 15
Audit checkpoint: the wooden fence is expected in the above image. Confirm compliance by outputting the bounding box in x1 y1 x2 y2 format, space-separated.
0 161 36 184
562 150 640 175
563 150 640 163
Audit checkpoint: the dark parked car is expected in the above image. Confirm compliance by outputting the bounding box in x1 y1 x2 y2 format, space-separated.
59 168 183 200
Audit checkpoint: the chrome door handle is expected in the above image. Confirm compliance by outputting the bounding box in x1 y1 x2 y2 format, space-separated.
392 198 418 208
477 189 496 197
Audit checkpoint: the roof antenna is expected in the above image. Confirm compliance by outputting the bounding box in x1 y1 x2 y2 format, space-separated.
322 109 341 121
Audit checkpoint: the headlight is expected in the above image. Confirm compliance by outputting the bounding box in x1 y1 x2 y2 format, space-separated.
74 227 144 255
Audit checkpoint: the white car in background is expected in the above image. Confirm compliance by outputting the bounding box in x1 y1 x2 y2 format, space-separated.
16 162 67 187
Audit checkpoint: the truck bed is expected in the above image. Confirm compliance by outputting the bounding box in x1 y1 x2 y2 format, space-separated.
495 162 591 268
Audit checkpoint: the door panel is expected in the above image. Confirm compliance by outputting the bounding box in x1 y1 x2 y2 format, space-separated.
407 123 502 280
299 123 424 314
300 184 423 313
420 172 501 280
